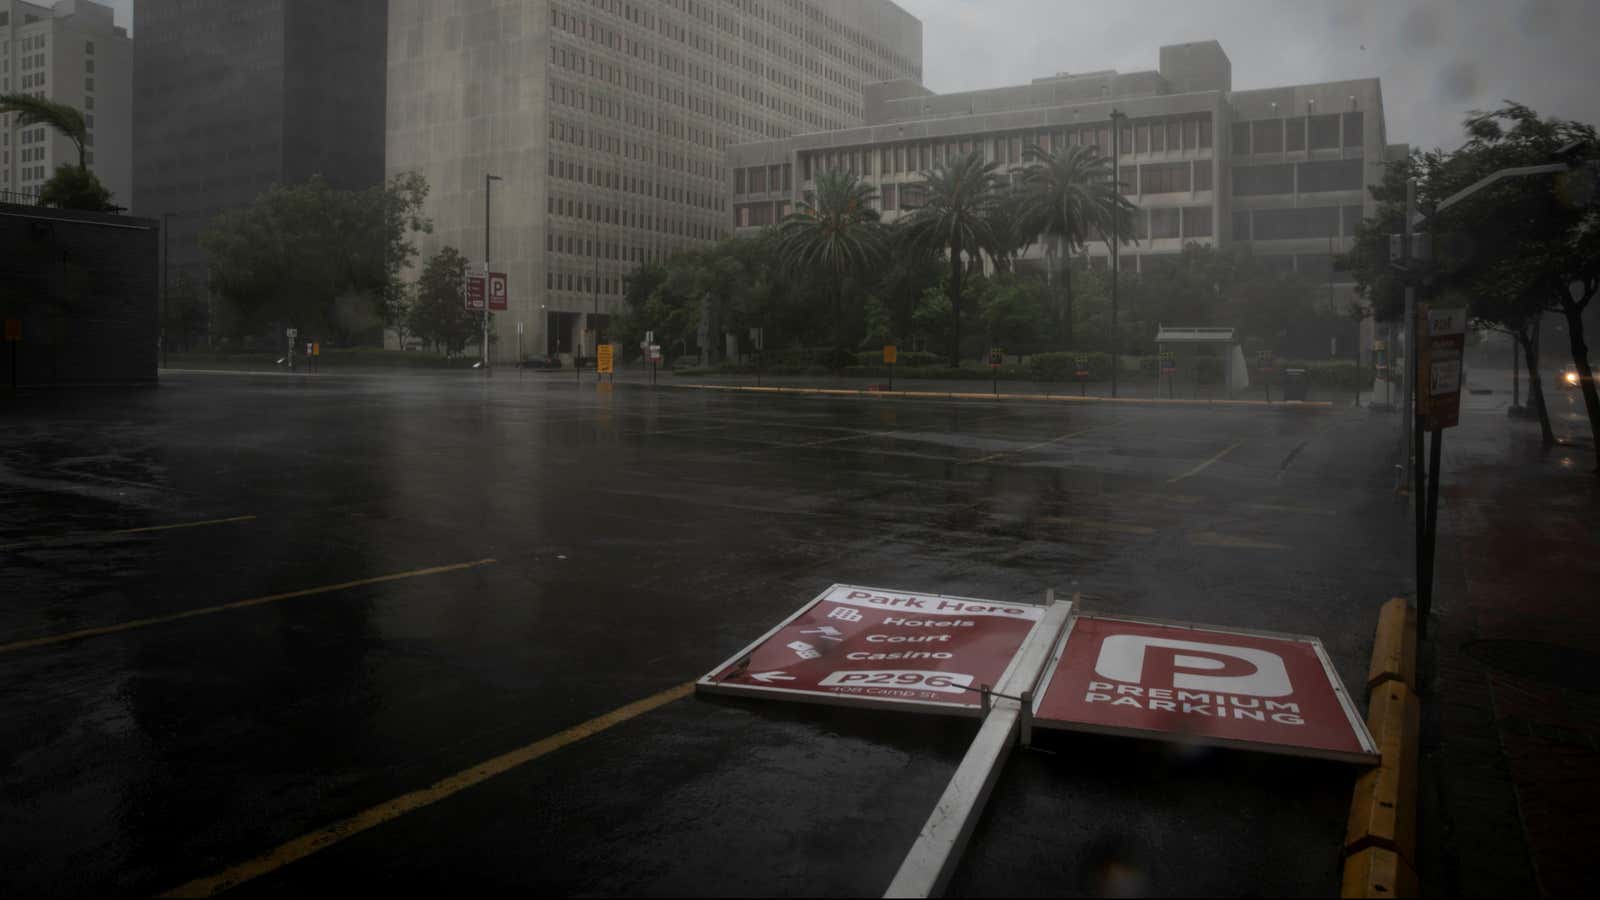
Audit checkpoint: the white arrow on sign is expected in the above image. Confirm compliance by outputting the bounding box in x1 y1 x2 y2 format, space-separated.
750 671 796 684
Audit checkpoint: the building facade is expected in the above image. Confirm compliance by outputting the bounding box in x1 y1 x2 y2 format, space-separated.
1 0 131 207
132 0 388 308
728 42 1406 361
387 0 921 363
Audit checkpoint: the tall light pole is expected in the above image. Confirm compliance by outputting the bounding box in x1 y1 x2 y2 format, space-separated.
160 212 172 369
484 173 502 371
1109 108 1126 398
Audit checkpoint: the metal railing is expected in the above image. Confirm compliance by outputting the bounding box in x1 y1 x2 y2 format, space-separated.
0 188 43 206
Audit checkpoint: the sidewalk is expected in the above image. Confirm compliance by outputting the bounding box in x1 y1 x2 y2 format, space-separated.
1421 366 1599 897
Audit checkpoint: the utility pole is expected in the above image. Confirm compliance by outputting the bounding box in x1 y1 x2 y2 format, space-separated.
593 214 601 382
484 173 502 371
1399 179 1416 495
1109 108 1125 399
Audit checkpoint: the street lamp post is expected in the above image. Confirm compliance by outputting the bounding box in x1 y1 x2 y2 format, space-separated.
1109 108 1125 398
160 212 172 370
484 173 502 371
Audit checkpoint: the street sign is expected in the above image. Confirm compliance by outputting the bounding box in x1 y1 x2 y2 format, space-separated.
883 344 897 365
1159 350 1176 374
647 343 662 362
3 318 19 342
488 272 508 311
597 343 614 374
1255 349 1274 373
286 328 298 339
988 348 1004 368
698 584 1049 716
312 342 320 357
305 342 313 356
465 274 487 311
1031 613 1378 763
1074 354 1089 378
1418 304 1465 430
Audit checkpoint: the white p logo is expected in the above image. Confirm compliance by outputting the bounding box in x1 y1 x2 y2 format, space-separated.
1095 635 1292 697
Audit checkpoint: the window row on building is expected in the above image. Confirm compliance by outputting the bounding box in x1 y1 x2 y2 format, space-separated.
549 116 725 185
732 162 793 195
546 189 725 242
547 155 725 214
1231 158 1364 195
1231 112 1363 155
1230 205 1364 241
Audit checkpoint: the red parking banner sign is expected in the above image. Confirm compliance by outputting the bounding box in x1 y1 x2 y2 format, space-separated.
698 584 1048 716
488 272 508 311
1032 614 1377 763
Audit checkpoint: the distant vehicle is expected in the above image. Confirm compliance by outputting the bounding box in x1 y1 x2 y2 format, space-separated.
518 355 563 370
1559 365 1581 390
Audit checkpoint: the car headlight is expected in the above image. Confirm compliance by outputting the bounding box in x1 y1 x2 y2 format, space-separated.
1567 372 1582 385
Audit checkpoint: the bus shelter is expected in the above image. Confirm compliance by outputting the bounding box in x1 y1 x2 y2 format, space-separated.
1154 325 1249 396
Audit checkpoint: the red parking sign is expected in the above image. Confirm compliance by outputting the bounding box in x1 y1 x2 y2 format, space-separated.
488 272 508 311
698 584 1048 716
1032 614 1377 763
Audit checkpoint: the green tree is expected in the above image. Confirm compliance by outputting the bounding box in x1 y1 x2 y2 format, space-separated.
776 169 889 349
903 151 1006 367
200 173 431 345
407 246 477 355
36 163 114 211
1346 103 1600 464
1015 143 1132 348
1 93 88 171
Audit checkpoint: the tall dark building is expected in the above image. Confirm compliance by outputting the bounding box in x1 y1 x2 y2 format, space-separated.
132 0 387 309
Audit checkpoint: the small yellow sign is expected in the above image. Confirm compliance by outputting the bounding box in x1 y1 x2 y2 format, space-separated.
597 343 614 374
312 342 320 356
883 344 897 365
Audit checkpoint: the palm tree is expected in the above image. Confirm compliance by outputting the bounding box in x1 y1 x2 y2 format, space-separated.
903 150 1007 367
0 93 88 171
775 168 888 347
1014 143 1135 347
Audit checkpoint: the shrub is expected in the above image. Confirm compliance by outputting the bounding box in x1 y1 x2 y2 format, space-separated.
1029 351 1113 382
854 349 941 367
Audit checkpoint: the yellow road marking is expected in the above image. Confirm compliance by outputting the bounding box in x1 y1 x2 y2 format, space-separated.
0 558 496 655
1167 441 1243 484
1241 503 1338 517
160 682 696 898
963 427 1100 465
0 515 258 551
1188 531 1289 551
1038 516 1156 536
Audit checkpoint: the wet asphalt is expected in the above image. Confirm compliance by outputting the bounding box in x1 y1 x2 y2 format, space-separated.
1 371 1410 896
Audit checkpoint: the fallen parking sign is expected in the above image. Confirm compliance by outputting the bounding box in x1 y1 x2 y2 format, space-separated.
1031 614 1377 763
698 584 1050 716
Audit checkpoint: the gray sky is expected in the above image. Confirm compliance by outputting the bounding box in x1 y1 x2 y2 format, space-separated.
104 0 1600 153
895 0 1600 153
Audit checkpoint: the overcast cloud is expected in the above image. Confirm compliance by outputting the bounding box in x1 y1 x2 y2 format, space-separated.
895 0 1600 153
105 0 1599 152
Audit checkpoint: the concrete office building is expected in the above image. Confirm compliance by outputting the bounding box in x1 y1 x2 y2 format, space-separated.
1 0 131 207
387 0 921 363
728 41 1406 361
133 0 388 308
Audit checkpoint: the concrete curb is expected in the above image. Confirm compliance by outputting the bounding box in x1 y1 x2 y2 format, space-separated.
670 382 1335 409
1343 597 1420 898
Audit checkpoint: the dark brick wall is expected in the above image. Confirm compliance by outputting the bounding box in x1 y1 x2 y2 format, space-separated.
0 204 158 387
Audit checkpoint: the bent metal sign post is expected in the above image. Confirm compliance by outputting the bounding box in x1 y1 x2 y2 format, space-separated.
698 584 1047 715
1030 614 1377 763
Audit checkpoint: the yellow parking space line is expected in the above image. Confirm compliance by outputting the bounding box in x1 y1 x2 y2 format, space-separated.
1167 441 1243 484
160 682 696 898
0 559 497 655
0 515 258 552
1242 503 1338 517
963 426 1100 466
1187 531 1288 551
1037 516 1156 536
